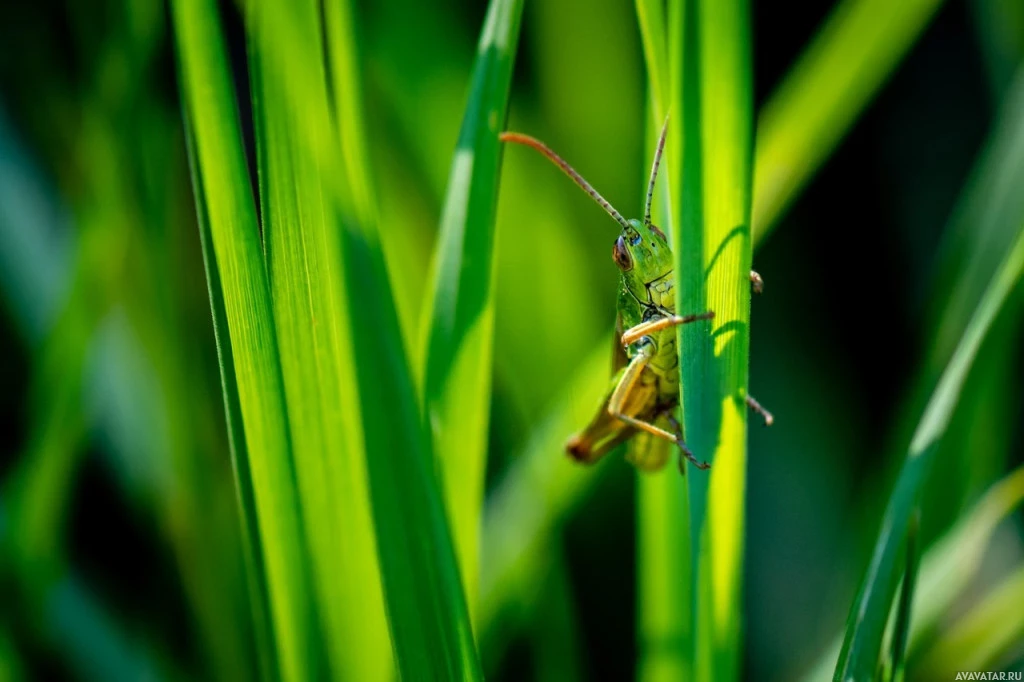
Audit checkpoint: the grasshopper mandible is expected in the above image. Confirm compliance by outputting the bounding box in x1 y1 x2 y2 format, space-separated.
500 119 772 472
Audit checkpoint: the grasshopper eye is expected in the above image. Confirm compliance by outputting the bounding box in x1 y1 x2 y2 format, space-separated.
612 235 633 271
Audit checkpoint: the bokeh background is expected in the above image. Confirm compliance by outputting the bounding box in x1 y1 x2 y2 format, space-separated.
1 0 1022 680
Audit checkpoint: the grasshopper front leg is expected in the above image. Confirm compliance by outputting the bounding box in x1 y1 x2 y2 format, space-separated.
608 338 709 470
620 311 715 347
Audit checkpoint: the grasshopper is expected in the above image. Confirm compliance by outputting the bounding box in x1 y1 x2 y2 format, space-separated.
500 119 772 472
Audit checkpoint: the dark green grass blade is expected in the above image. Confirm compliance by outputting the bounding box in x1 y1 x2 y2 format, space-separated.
420 0 525 616
340 224 483 680
888 509 919 682
834 227 1024 681
753 0 946 238
171 1 316 680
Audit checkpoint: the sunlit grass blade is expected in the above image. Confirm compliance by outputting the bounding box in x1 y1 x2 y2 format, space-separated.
668 0 754 680
171 2 317 680
753 0 946 239
420 0 524 618
247 1 390 677
240 0 481 675
186 122 277 682
834 227 1024 681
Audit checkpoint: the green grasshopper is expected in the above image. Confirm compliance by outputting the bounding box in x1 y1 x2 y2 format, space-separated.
500 120 772 472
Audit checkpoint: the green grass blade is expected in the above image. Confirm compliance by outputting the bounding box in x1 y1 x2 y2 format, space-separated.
637 470 692 682
887 509 919 682
420 0 525 618
185 116 277 682
239 0 482 675
324 0 377 228
635 0 669 120
669 0 754 679
753 0 946 239
915 562 1024 675
247 1 391 677
339 225 483 680
834 227 1024 681
171 2 316 680
800 466 1024 681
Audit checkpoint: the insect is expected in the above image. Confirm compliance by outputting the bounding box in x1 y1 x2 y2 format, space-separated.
500 119 773 472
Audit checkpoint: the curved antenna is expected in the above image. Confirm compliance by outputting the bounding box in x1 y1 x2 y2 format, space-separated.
500 132 631 231
643 115 669 227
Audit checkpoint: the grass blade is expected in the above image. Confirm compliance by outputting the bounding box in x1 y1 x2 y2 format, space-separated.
185 115 277 682
753 0 946 239
800 466 1024 682
669 0 754 679
887 509 919 682
915 562 1024 675
247 1 391 677
340 224 483 679
228 0 481 675
421 0 525 618
834 227 1024 681
171 2 317 679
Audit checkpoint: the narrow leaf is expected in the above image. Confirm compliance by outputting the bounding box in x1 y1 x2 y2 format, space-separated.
834 227 1024 680
421 0 525 617
671 0 754 679
171 2 317 680
247 0 390 677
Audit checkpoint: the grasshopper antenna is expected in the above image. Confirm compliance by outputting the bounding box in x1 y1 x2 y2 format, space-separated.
500 131 632 232
643 115 669 228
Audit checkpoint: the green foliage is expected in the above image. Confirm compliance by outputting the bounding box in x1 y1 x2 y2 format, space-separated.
2 0 1023 680
421 0 525 618
834 229 1024 680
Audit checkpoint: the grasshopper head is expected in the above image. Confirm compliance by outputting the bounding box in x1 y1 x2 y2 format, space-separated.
500 118 674 294
614 218 672 291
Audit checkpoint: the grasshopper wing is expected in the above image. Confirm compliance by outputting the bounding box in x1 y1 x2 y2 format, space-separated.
565 367 636 463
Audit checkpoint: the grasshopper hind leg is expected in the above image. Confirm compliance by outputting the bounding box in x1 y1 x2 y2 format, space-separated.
665 413 709 471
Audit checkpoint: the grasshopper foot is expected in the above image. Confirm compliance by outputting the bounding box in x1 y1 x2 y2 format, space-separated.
745 394 774 426
750 270 764 294
676 439 710 472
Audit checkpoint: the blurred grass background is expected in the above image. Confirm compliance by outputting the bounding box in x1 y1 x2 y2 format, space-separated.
0 0 1022 680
